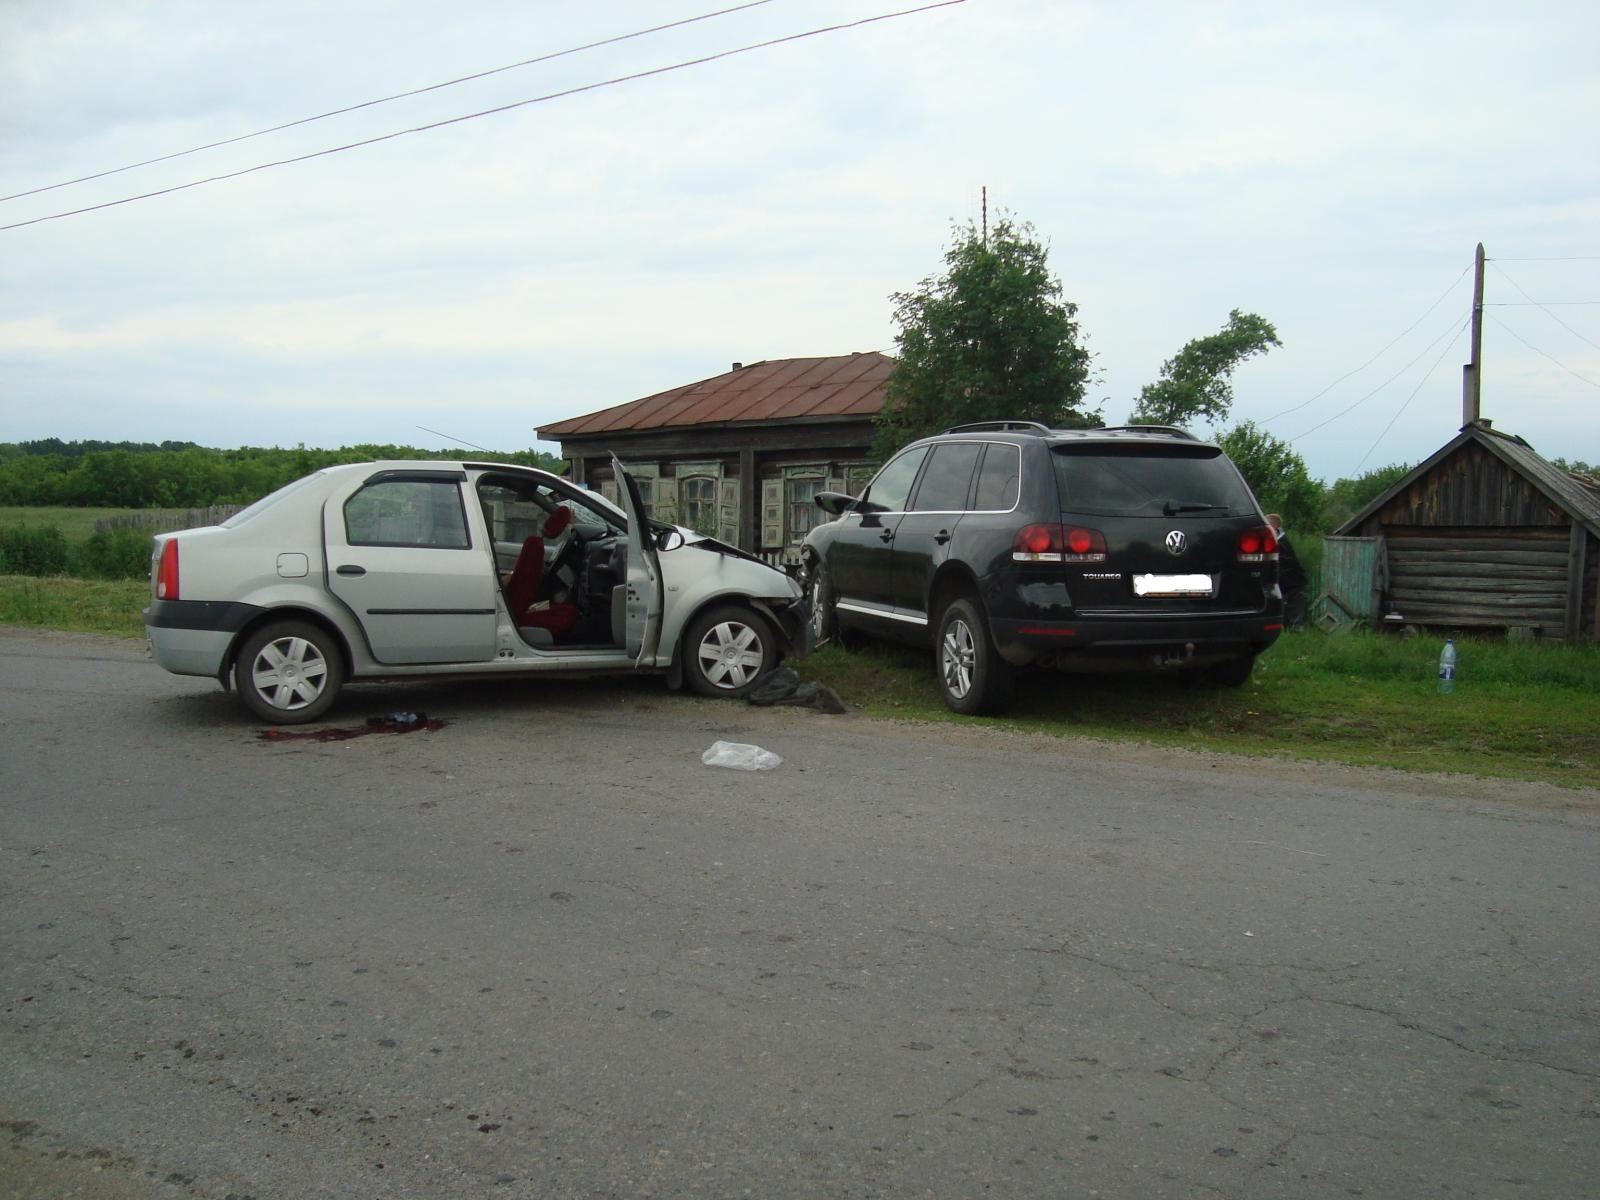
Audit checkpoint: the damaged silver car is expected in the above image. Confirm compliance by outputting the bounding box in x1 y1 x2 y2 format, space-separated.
144 456 807 722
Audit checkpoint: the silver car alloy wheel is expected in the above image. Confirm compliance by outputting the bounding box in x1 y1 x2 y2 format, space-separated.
696 619 766 690
808 576 828 641
941 617 975 700
251 634 331 711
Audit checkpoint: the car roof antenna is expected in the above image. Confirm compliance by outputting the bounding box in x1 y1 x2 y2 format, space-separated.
417 424 493 453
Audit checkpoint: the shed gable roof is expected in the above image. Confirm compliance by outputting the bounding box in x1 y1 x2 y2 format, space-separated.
1334 422 1600 539
538 352 894 439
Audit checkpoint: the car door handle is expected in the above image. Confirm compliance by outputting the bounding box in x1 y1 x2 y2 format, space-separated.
879 530 895 543
934 529 952 545
336 565 366 577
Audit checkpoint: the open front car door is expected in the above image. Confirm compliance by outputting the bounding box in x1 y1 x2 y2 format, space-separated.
613 455 663 666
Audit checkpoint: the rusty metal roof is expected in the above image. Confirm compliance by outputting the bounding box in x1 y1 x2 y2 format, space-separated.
538 352 894 438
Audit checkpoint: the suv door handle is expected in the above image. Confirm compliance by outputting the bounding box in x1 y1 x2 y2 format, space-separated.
878 530 895 544
336 565 366 577
934 529 952 545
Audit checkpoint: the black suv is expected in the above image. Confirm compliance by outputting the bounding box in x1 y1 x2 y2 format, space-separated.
800 422 1284 713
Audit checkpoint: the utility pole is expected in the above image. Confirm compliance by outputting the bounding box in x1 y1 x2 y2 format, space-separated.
1463 242 1485 426
981 185 987 246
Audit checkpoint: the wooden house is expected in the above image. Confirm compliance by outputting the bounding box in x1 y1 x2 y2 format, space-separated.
536 353 893 564
1329 420 1600 639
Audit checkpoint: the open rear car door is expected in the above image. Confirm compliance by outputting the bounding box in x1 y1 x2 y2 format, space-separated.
613 455 663 665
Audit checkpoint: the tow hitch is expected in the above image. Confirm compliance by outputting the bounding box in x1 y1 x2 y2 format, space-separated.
1153 642 1197 669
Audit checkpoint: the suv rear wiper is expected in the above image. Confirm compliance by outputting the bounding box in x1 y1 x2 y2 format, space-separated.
1162 500 1228 515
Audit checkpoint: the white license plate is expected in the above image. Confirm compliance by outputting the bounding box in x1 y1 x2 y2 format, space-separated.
1133 573 1214 597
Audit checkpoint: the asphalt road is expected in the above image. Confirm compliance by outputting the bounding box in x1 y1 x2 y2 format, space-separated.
2 628 1597 1200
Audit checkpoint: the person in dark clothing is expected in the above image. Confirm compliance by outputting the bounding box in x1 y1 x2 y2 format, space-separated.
1267 512 1308 629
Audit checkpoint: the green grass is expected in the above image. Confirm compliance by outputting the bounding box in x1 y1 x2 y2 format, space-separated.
0 505 144 540
797 630 1600 789
0 575 148 637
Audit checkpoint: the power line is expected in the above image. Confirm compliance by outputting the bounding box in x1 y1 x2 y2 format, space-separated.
1485 311 1600 391
1489 263 1600 352
1352 320 1469 474
1 0 967 234
1260 261 1471 426
1289 314 1468 443
1490 256 1600 262
0 0 778 205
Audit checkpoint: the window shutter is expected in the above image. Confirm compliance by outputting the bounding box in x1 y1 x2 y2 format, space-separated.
825 474 844 496
761 478 782 549
718 476 740 544
599 480 619 506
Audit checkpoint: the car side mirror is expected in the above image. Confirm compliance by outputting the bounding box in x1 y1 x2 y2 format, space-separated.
654 527 686 552
814 491 859 516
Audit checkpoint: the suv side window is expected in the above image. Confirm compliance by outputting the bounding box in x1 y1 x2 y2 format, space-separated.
862 446 929 513
911 442 983 511
345 479 471 548
973 443 1021 511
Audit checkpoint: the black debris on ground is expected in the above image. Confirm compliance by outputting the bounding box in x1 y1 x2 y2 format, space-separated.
258 713 447 742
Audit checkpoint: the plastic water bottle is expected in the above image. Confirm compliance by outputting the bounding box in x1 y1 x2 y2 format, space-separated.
1437 639 1457 694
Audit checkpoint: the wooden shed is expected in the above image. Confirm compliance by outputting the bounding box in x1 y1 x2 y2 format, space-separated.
1332 421 1600 640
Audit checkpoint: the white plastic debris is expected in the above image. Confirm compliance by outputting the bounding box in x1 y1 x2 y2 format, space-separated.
701 740 782 771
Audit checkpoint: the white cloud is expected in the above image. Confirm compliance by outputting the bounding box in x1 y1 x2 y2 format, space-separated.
2 0 1597 477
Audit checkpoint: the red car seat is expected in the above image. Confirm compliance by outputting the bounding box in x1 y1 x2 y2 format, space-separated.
502 506 579 636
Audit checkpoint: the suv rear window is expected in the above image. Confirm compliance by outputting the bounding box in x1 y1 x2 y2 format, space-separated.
1051 443 1257 517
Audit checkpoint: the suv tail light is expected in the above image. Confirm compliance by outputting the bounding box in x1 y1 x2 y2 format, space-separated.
1013 523 1107 563
155 538 180 599
1237 525 1278 562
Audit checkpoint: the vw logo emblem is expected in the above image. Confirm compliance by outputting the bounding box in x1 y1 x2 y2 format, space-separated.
1164 529 1187 555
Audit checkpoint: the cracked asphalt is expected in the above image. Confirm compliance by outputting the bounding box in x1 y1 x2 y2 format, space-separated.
2 628 1597 1199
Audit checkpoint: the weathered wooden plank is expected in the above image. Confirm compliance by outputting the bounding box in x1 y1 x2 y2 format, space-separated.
1385 528 1567 544
1391 548 1568 567
1392 587 1565 608
1390 597 1567 620
1566 525 1586 640
1389 577 1565 596
1388 561 1563 581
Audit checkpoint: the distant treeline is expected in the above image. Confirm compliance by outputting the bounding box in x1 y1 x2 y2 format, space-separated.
0 440 566 509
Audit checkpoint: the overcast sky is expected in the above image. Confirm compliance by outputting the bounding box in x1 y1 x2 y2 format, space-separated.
2 0 1596 482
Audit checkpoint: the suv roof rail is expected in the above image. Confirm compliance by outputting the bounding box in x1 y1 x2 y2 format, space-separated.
940 420 1054 435
1091 424 1200 441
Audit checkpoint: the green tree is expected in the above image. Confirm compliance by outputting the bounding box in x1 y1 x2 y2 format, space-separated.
1130 310 1281 429
1216 420 1320 533
873 216 1096 457
1320 462 1413 532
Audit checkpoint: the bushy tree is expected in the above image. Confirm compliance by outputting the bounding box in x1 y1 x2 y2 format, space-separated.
874 216 1096 457
1216 421 1320 533
1320 462 1413 532
1130 310 1281 429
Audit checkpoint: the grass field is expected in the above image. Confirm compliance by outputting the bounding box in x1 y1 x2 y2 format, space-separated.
2 573 1595 789
0 505 144 540
790 630 1600 789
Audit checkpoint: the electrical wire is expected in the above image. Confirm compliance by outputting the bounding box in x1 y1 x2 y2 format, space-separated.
1485 312 1600 391
1351 319 1469 473
1484 264 1600 355
1 0 967 234
1288 314 1467 443
1258 261 1471 425
0 0 778 205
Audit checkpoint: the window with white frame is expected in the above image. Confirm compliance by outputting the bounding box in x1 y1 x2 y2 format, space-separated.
787 476 824 540
680 476 717 534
